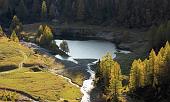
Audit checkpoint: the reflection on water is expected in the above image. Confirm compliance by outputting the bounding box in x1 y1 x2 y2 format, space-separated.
55 40 117 59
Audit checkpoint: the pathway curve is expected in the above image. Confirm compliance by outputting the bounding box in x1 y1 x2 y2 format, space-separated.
18 50 27 69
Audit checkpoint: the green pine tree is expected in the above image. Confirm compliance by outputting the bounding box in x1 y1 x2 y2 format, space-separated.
39 25 53 46
10 31 19 42
41 0 47 21
76 0 86 20
0 25 4 36
9 15 23 35
16 0 28 21
49 3 56 20
32 0 41 20
37 25 44 37
60 40 69 54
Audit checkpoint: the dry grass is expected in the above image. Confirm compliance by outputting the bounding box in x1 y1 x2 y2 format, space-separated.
0 37 82 101
0 68 82 101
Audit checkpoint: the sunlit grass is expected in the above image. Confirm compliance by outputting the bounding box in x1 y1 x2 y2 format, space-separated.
0 68 82 101
0 37 82 101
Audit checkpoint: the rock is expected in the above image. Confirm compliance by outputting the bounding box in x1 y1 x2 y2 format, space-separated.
118 43 132 51
76 98 81 100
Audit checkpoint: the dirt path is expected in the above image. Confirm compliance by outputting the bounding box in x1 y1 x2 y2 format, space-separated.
0 50 28 74
18 50 27 69
0 51 38 101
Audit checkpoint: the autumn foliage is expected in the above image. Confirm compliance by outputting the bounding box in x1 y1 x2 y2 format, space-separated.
97 53 122 101
97 42 170 102
129 42 170 91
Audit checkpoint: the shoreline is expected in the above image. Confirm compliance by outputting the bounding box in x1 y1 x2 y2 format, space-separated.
22 23 150 102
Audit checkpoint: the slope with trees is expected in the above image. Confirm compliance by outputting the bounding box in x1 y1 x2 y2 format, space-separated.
96 42 170 102
96 53 123 102
1 0 170 28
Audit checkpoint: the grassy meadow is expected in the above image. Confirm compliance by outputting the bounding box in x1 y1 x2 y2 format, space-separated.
0 37 82 101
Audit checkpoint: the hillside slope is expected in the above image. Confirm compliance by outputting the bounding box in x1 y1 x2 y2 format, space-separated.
0 37 82 101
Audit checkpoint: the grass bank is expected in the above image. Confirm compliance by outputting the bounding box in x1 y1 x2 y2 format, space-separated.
0 68 82 101
0 37 82 101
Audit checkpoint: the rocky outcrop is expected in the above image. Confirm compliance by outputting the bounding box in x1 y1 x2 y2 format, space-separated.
53 25 147 52
53 26 122 43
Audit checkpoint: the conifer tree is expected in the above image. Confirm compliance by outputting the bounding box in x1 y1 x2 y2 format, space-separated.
41 0 47 20
129 60 140 91
0 25 4 37
9 15 23 35
37 25 44 37
161 42 170 80
138 59 145 87
99 53 113 87
0 0 9 12
32 0 41 20
44 25 53 42
50 40 59 52
116 0 128 24
60 40 70 54
0 25 6 37
62 0 73 21
149 49 159 87
16 0 28 21
128 42 170 92
157 23 167 42
36 25 44 43
165 42 170 78
166 21 170 41
39 25 53 46
76 0 86 20
129 59 152 91
148 25 157 48
108 61 122 102
10 31 19 42
49 3 56 20
0 26 3 33
143 59 151 86
99 53 123 101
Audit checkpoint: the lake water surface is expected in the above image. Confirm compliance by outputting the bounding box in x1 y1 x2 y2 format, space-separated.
55 40 130 102
55 40 117 59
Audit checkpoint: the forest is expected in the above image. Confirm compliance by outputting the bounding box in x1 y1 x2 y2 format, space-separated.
97 42 170 102
0 0 170 102
0 0 170 28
